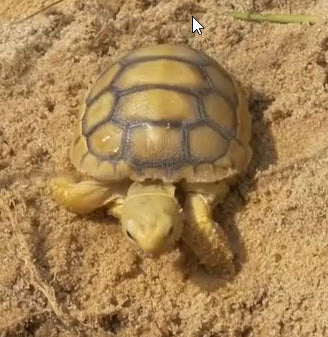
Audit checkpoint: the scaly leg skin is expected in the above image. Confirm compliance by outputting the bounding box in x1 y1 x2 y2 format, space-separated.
107 199 123 219
50 175 124 215
183 182 235 276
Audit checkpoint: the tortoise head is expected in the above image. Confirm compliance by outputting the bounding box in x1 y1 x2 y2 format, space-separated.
121 183 183 255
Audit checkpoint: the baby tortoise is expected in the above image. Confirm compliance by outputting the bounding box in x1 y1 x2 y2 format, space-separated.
51 44 252 274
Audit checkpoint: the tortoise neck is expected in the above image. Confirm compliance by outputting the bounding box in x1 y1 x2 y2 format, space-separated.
127 181 176 198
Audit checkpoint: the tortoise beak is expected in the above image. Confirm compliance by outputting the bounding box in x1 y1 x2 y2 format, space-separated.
140 241 166 256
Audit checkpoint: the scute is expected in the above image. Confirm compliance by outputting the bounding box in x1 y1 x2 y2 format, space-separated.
119 89 198 122
236 95 252 145
123 44 209 65
89 123 123 157
80 153 99 173
227 140 250 171
189 126 229 160
203 93 235 131
130 126 183 163
115 59 208 91
204 65 238 108
71 135 88 168
87 63 121 103
71 44 252 183
83 92 115 134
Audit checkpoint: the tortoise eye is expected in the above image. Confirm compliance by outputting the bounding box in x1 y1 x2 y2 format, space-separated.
168 226 174 236
126 230 135 241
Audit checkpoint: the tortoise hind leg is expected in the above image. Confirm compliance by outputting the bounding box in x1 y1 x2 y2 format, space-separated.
182 182 235 276
50 175 118 214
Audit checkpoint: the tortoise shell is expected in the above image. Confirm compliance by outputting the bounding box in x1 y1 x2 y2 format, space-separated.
71 44 252 183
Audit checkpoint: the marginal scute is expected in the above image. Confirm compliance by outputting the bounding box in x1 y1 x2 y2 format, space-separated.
123 44 208 65
189 126 228 160
115 60 208 91
130 126 182 162
93 160 131 181
193 164 216 179
214 165 233 179
236 92 252 144
81 153 99 173
115 161 130 179
72 121 82 143
70 135 88 168
228 140 250 171
214 155 232 169
83 92 115 134
89 123 123 157
94 160 116 180
203 93 235 131
119 89 198 122
87 63 121 102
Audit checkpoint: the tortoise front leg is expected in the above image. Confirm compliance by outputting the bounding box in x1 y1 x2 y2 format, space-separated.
183 184 235 275
50 175 121 214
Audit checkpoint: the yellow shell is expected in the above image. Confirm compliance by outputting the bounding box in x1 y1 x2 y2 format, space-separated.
71 44 252 183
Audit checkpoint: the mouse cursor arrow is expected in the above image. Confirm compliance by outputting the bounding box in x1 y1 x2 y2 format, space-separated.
192 16 204 35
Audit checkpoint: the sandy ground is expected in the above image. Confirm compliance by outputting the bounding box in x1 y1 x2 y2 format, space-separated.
1 0 328 336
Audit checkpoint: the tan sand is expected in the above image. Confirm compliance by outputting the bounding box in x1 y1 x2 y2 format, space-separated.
0 0 328 336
